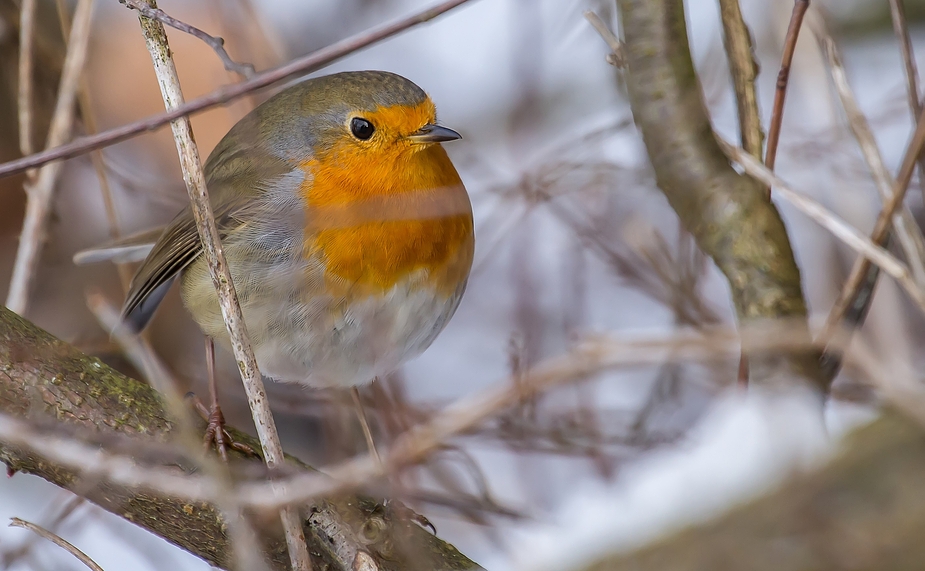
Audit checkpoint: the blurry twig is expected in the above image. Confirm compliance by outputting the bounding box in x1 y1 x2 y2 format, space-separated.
55 0 133 290
764 0 809 181
131 2 310 568
718 0 763 158
584 11 625 67
0 0 476 179
886 0 925 208
9 518 105 571
1 495 84 568
6 0 93 315
18 0 37 158
720 140 925 314
119 0 255 78
817 32 925 285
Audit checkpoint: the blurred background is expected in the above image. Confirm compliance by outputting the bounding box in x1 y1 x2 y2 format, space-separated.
0 0 923 569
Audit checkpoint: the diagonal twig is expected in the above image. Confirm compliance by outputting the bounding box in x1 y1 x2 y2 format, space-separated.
9 518 105 571
0 0 476 180
817 31 925 285
584 11 625 68
720 139 925 315
886 0 925 209
119 0 255 78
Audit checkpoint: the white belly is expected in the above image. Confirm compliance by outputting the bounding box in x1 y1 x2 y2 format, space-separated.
181 257 465 388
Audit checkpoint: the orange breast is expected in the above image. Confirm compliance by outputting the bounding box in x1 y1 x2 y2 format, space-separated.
300 142 473 297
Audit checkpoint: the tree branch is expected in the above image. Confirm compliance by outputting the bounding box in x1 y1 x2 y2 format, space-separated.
0 305 480 571
0 0 476 180
615 0 824 391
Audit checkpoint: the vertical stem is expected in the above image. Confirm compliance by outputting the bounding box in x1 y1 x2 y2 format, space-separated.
131 2 310 569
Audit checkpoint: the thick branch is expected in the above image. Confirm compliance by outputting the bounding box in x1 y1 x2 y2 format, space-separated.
579 410 925 570
616 0 824 391
0 306 480 571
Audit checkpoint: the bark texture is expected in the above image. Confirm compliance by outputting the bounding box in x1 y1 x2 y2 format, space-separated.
0 306 479 571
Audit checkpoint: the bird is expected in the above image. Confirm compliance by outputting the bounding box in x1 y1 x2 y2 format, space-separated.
76 70 474 459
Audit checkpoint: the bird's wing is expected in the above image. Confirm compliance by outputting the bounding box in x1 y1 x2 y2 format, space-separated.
120 127 292 332
120 195 247 332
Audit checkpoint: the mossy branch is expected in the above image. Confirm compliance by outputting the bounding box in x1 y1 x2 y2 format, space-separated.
615 0 824 391
0 305 480 571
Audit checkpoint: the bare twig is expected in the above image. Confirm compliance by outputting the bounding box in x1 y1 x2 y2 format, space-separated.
0 0 476 179
720 139 925 314
239 323 820 511
764 0 809 178
584 11 625 68
886 0 925 227
818 32 925 284
9 518 105 571
6 0 94 315
889 0 920 114
54 0 133 290
131 2 309 568
120 0 255 78
18 0 37 158
717 0 763 158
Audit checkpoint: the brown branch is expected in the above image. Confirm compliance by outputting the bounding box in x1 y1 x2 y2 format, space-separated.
0 0 476 180
0 305 480 571
818 103 925 379
764 0 809 176
886 0 925 210
717 0 763 158
577 410 925 571
615 0 824 391
119 0 256 79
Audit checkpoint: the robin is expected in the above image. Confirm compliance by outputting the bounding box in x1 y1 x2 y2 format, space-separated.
77 70 474 459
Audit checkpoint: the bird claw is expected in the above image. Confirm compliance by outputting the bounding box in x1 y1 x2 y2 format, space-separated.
187 392 259 461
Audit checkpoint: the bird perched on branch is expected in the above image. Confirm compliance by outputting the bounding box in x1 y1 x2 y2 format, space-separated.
76 70 474 459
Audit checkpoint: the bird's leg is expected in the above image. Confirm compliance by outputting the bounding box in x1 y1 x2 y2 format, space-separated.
351 385 382 466
193 336 257 461
201 336 229 461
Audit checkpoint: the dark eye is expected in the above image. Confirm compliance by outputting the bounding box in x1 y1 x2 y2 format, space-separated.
350 117 375 140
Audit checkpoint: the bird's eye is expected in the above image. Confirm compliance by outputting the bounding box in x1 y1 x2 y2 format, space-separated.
350 117 375 140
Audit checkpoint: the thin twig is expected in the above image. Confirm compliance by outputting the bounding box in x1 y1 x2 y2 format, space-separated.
54 0 133 290
130 2 310 568
0 0 476 179
886 0 925 223
764 0 809 179
1 324 825 509
889 0 920 114
720 139 925 314
818 32 925 284
584 11 625 68
18 0 37 158
120 0 255 78
717 0 763 158
6 0 94 315
9 518 105 571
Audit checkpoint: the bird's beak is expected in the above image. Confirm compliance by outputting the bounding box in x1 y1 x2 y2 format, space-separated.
407 124 462 144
